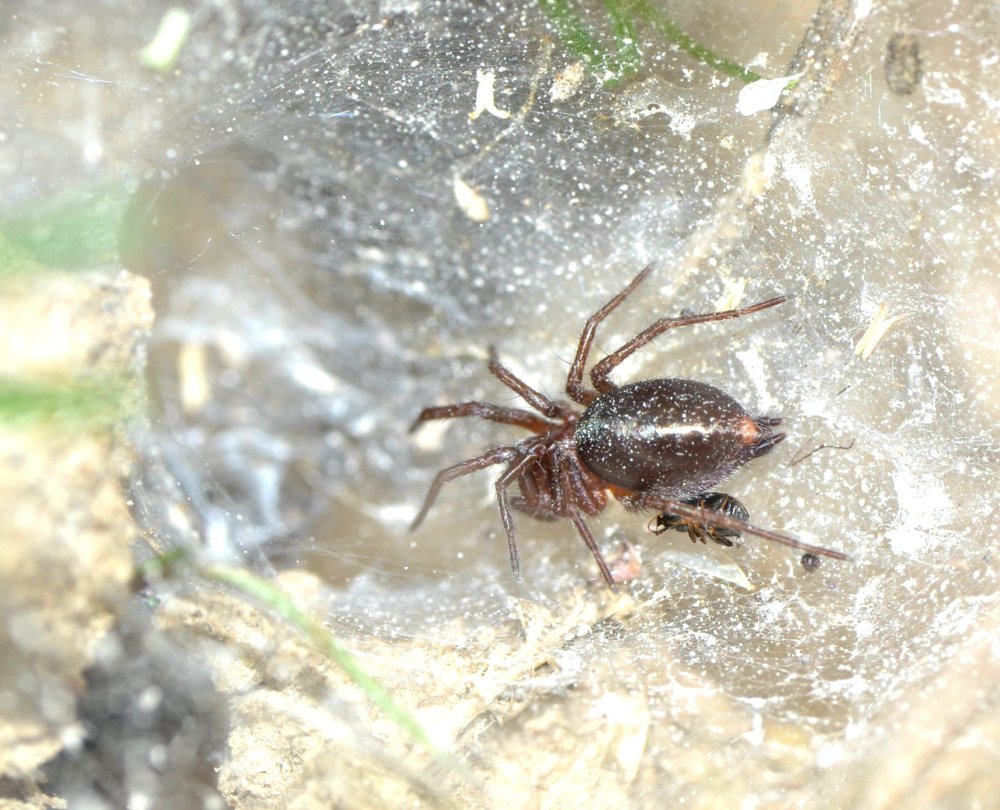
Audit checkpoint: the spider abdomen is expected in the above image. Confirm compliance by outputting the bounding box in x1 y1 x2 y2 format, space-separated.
575 378 781 497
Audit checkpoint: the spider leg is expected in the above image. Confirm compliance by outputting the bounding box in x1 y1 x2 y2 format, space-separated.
568 510 616 589
509 497 558 521
566 264 653 405
551 447 615 587
590 296 788 394
409 402 553 434
410 446 517 531
488 348 566 419
513 456 554 518
494 450 546 582
564 454 606 516
551 445 605 517
627 494 848 560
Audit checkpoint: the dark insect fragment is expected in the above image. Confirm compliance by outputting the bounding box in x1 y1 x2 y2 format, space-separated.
801 552 822 571
885 33 923 95
649 492 750 547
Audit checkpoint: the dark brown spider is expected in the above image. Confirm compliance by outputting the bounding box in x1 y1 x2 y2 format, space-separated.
410 265 846 587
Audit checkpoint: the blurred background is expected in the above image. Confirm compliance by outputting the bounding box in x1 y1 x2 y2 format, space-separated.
1 0 998 807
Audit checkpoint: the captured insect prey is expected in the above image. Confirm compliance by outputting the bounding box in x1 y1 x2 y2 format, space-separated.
649 492 750 547
410 265 847 588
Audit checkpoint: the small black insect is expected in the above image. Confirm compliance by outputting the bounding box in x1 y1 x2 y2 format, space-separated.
649 492 749 547
800 552 822 571
410 265 846 587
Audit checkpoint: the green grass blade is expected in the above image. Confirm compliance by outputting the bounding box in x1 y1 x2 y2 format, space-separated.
538 0 761 86
539 0 613 72
202 564 439 754
627 0 761 82
0 377 132 429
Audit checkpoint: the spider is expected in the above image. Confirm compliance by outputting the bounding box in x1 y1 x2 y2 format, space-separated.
409 265 846 587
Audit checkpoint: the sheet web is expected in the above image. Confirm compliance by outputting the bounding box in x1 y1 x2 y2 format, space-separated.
133 1 997 804
7 0 995 805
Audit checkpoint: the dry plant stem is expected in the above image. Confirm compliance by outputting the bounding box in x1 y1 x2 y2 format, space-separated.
769 0 877 137
668 0 879 293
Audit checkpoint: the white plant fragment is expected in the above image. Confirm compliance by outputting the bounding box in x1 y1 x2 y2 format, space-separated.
453 175 491 222
140 7 191 72
855 304 907 361
469 69 511 120
737 73 803 116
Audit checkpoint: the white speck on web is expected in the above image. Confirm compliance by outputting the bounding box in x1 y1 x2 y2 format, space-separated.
469 69 510 120
737 73 802 116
